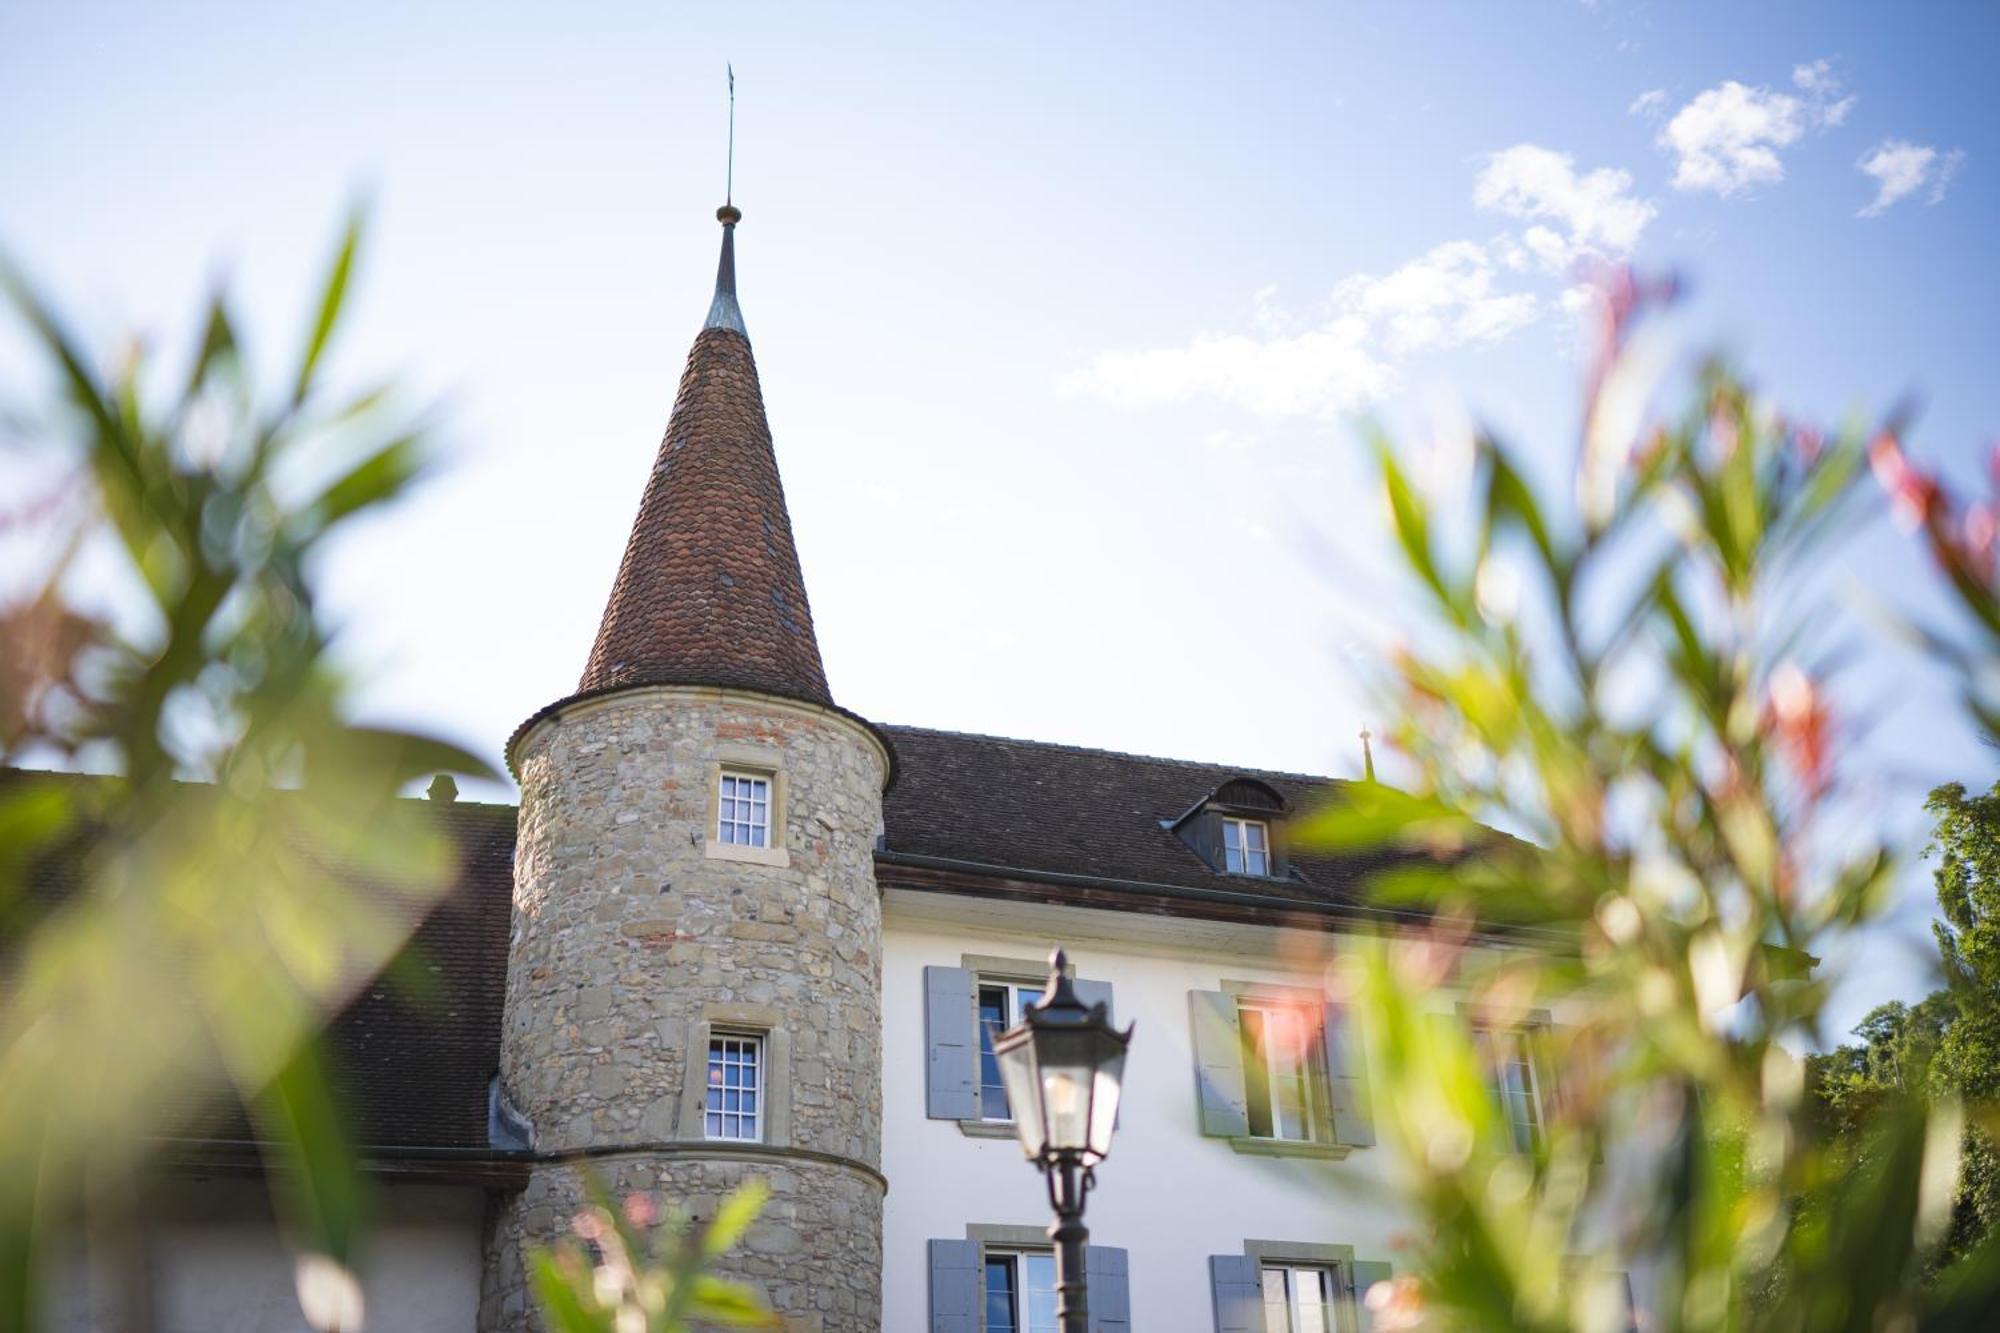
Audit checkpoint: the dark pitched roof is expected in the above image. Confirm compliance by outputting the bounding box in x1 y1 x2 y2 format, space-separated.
317 798 515 1150
577 222 832 706
876 725 1405 908
3 774 515 1156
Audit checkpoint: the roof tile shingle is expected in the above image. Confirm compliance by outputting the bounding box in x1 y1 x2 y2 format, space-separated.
578 324 832 706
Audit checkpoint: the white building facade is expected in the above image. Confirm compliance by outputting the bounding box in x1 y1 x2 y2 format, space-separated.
47 204 1564 1333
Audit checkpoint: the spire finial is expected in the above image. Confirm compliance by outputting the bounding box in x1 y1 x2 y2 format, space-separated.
705 65 747 335
1360 726 1377 782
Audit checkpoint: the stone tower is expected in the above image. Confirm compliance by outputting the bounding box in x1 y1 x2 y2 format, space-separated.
480 205 891 1332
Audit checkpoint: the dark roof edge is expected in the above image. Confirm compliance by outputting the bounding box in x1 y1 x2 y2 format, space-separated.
878 722 1361 789
873 850 1575 950
150 1136 532 1188
507 680 899 792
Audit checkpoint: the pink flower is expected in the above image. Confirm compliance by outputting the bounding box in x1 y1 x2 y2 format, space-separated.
1869 432 1940 531
622 1193 658 1229
1765 663 1832 801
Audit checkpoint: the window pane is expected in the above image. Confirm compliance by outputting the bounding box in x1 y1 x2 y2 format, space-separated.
1262 1268 1293 1333
1269 1009 1312 1141
979 985 1010 1118
1246 821 1268 852
706 1036 761 1141
1022 1254 1058 1333
1299 1268 1332 1333
985 1257 1018 1333
1242 1007 1274 1138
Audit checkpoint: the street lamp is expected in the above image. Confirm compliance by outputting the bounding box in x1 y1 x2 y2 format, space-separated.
992 948 1134 1333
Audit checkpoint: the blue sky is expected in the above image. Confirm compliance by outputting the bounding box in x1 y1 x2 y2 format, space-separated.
3 0 1996 1040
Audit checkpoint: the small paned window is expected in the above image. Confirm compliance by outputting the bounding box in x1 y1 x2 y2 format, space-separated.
1222 817 1271 875
1473 1025 1546 1151
976 981 1045 1120
984 1250 1057 1333
1261 1263 1340 1333
704 1033 763 1141
717 772 771 847
1240 1001 1322 1142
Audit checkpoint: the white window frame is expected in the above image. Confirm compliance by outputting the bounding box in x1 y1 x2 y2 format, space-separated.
716 770 772 848
1238 999 1325 1143
703 1031 764 1142
1473 1023 1547 1152
1221 816 1272 875
1260 1261 1346 1333
976 979 1046 1122
982 1247 1058 1333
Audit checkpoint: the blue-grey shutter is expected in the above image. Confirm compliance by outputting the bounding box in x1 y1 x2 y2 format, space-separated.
1085 1244 1130 1332
927 1239 981 1333
1189 990 1249 1137
1072 977 1114 1020
1323 1001 1375 1147
1352 1260 1394 1331
924 966 978 1120
1209 1254 1263 1333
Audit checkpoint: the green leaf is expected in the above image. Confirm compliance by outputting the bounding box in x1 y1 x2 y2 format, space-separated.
528 1250 616 1333
683 1273 783 1327
248 1038 366 1267
702 1180 769 1259
300 432 427 535
293 208 363 406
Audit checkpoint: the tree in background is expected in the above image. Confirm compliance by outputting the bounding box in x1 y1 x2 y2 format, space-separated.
1816 780 2000 1274
1308 269 2000 1331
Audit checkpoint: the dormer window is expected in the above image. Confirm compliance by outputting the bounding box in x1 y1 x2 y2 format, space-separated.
1169 777 1290 878
1222 817 1271 876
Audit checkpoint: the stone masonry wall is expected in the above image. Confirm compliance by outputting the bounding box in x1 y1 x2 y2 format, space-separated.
482 686 887 1331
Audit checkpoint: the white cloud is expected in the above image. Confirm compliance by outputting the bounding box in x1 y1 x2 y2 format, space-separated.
1857 139 1966 217
1338 240 1541 354
1061 241 1543 418
1473 145 1656 269
1629 88 1668 119
1062 322 1392 418
1660 61 1853 196
1660 81 1806 194
1064 145 1644 418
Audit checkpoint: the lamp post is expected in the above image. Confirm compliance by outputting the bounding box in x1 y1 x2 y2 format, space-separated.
992 948 1134 1333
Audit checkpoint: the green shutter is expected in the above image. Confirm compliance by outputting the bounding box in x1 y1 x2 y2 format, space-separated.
1190 990 1250 1137
1085 1244 1131 1331
1322 1001 1375 1147
1352 1260 1394 1332
1209 1254 1263 1333
924 966 978 1120
928 1239 980 1333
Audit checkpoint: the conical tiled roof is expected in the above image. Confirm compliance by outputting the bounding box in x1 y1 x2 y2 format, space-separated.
577 210 833 706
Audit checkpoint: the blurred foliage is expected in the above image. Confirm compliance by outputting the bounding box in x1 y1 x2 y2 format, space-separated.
1305 270 2000 1331
1811 780 2000 1275
0 211 492 1327
531 1178 780 1332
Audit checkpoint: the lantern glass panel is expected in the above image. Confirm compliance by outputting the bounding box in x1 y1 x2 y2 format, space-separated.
1086 1050 1126 1158
994 1034 1046 1159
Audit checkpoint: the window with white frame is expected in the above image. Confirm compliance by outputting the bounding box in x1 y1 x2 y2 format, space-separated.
976 981 1045 1120
1239 1000 1323 1142
717 771 772 847
704 1033 763 1141
983 1249 1057 1333
1261 1262 1342 1333
1473 1024 1546 1152
1221 816 1271 875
